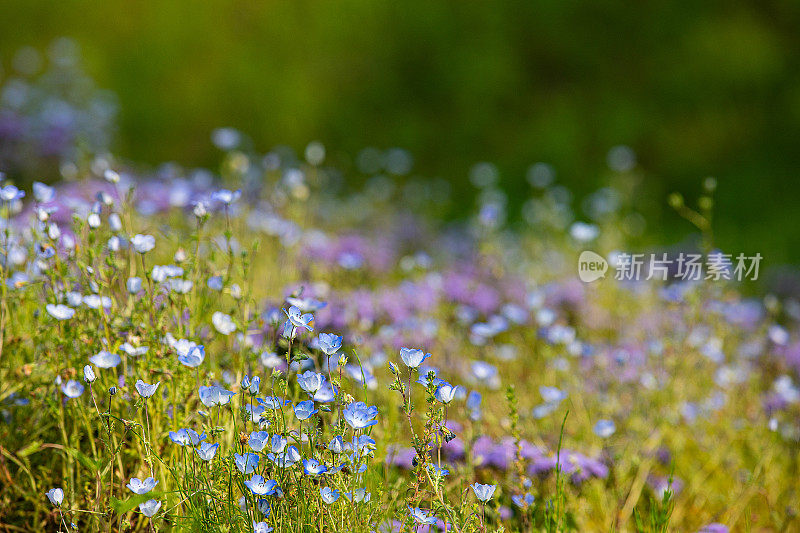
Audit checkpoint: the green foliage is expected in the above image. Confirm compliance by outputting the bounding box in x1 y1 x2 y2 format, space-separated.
1 1 800 261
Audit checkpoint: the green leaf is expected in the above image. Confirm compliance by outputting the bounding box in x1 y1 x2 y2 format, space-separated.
64 446 101 472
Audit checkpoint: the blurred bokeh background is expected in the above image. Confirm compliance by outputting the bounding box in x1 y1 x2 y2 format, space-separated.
1 0 799 263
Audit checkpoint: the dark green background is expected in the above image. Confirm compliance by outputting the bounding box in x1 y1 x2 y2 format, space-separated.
2 1 799 263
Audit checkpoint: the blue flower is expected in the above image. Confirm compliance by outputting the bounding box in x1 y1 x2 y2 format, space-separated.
313 382 338 403
207 276 224 291
258 396 290 410
196 442 219 461
139 499 161 517
83 365 96 383
61 380 84 398
177 345 205 367
467 390 482 410
269 446 301 467
540 386 567 403
284 306 314 331
328 436 345 454
533 386 568 419
244 475 278 496
294 400 318 420
434 382 458 404
135 379 160 398
286 296 327 312
211 188 241 205
257 499 271 517
7 272 29 289
169 428 206 446
46 488 63 506
127 277 143 294
46 304 74 320
346 435 376 456
253 521 274 533
317 332 342 355
593 419 616 438
344 488 371 503
269 434 288 454
400 347 431 368
471 361 497 382
249 376 261 395
245 403 267 424
320 487 340 504
342 401 378 429
427 464 449 477
199 385 236 407
408 506 436 525
235 453 260 474
126 477 158 495
471 483 497 502
512 493 535 508
417 366 445 387
248 431 270 452
297 371 325 394
303 458 328 476
0 185 25 202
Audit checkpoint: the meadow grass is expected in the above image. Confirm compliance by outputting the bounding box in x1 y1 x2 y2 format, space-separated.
0 151 797 533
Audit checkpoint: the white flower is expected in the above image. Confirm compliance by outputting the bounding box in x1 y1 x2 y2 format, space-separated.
135 379 160 398
46 304 74 320
83 364 97 383
90 350 121 368
212 312 236 335
33 182 55 203
104 169 121 184
131 234 155 254
47 223 61 240
193 201 208 218
83 294 111 310
120 343 149 357
109 213 122 232
87 212 101 229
